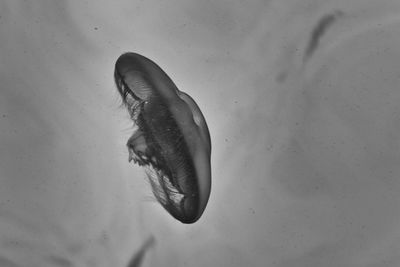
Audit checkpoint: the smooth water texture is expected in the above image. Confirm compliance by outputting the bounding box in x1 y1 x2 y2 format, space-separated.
1 0 400 266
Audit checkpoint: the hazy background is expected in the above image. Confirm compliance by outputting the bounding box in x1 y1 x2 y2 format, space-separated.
1 0 400 266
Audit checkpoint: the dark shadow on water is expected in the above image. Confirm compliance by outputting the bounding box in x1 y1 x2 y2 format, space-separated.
126 236 156 267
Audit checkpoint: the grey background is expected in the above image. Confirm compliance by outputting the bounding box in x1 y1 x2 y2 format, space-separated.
1 0 400 266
